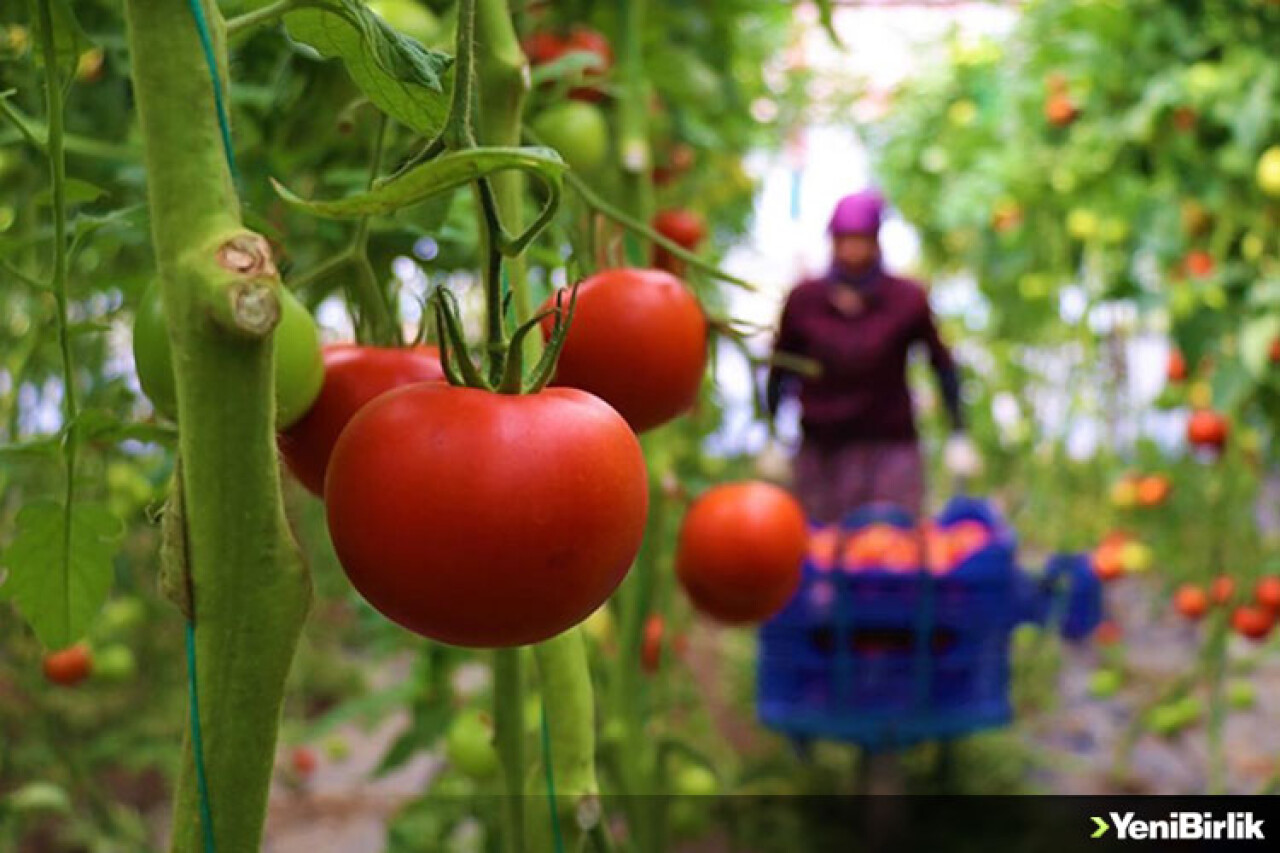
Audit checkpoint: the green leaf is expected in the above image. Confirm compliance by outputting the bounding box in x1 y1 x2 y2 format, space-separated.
33 178 108 208
1239 315 1280 378
0 437 62 461
273 146 566 220
1210 358 1253 413
2 500 123 648
285 0 454 137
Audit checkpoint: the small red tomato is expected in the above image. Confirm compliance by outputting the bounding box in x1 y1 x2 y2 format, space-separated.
1045 94 1078 127
1093 620 1122 645
291 746 318 779
652 209 707 274
1135 474 1172 508
1210 575 1235 605
641 614 664 674
542 268 708 433
676 481 807 624
1270 338 1280 365
325 384 648 647
1187 409 1229 451
1167 350 1188 383
1173 584 1209 621
1184 251 1215 279
1231 606 1274 642
1092 545 1126 582
279 344 444 496
43 645 93 686
1255 577 1280 612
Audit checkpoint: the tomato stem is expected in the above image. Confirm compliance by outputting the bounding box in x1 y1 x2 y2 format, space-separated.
124 1 311 848
493 647 527 853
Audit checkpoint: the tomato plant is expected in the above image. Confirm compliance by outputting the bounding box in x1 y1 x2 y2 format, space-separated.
278 344 444 496
325 383 649 647
542 268 708 433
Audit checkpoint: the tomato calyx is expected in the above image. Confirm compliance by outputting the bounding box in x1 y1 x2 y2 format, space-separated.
428 280 580 395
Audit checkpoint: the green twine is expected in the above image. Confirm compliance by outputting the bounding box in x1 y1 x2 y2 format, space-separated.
181 1 240 850
185 0 239 182
185 621 218 853
539 700 567 853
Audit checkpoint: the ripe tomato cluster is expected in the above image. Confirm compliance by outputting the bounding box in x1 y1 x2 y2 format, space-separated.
807 519 993 575
1173 575 1280 642
523 26 613 102
1109 472 1173 509
1091 531 1153 582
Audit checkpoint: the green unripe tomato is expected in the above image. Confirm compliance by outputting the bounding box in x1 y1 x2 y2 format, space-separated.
1087 669 1123 699
446 710 499 780
132 281 324 429
1228 681 1257 710
368 0 441 45
531 102 610 175
94 644 138 683
97 596 147 637
5 782 71 815
672 764 717 796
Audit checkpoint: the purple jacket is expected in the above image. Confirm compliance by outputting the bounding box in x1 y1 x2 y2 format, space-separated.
766 267 961 445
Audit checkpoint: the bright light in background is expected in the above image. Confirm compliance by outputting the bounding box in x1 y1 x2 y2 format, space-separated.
708 3 1181 461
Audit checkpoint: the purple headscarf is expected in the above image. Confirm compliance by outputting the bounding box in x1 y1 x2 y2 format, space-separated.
828 189 885 237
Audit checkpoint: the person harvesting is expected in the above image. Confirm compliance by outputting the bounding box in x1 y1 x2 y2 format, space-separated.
766 189 979 521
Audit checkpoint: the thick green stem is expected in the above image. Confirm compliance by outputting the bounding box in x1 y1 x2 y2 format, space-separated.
527 629 602 852
123 2 310 851
493 648 526 853
614 0 654 250
476 0 531 326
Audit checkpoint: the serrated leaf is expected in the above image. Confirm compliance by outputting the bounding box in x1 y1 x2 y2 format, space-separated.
273 146 566 220
2 500 123 648
285 0 454 137
1239 315 1280 378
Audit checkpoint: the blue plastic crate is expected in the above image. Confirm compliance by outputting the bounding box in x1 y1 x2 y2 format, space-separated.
757 496 1100 751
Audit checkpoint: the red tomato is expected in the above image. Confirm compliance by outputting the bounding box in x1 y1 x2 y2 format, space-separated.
641 614 664 674
1255 577 1280 612
542 268 707 433
1270 338 1280 365
675 481 807 624
1135 474 1172 508
653 209 707 274
522 27 612 101
279 344 444 496
1167 350 1187 382
1210 575 1235 605
1173 584 1208 620
1044 94 1078 127
1184 251 1215 279
325 384 648 647
1094 620 1122 645
1231 606 1274 642
291 746 318 779
43 645 93 686
1092 544 1125 582
1187 409 1229 451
